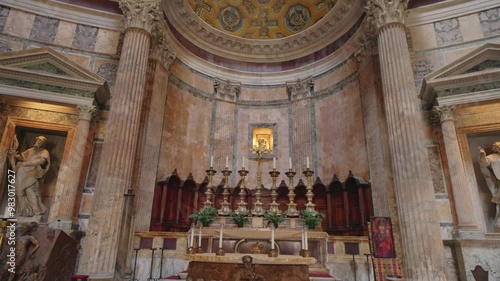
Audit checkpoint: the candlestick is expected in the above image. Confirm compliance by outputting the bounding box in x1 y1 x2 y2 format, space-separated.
242 156 245 169
301 227 305 249
210 155 213 167
226 156 228 168
304 228 309 251
273 157 276 169
289 157 292 169
219 223 224 248
306 157 310 169
198 226 202 248
271 224 275 250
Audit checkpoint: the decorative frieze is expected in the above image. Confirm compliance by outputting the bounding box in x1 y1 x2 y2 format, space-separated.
120 0 160 33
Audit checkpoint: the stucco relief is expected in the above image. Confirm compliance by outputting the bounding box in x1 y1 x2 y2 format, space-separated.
479 7 500 37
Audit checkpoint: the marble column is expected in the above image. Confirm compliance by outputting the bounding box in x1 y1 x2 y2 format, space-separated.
78 0 159 279
55 104 96 226
366 0 447 280
434 106 480 235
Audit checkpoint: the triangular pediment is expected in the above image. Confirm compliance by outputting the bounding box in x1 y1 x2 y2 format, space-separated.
0 48 109 105
420 43 500 105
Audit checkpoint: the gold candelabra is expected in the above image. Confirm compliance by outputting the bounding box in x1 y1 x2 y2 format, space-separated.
218 168 232 215
285 170 299 217
236 168 249 214
203 168 216 209
268 169 280 213
303 169 316 213
251 142 269 216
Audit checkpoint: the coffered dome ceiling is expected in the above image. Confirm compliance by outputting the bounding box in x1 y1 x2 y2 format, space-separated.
186 0 336 39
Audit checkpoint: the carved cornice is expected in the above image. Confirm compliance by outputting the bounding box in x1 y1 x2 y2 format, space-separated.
433 105 455 122
365 0 409 34
353 27 377 65
77 104 97 121
120 0 160 33
150 24 177 71
162 0 364 62
214 78 240 102
287 77 314 101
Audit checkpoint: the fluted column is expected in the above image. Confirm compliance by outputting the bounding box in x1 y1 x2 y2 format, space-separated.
366 0 447 280
78 0 159 279
434 106 480 235
56 105 96 224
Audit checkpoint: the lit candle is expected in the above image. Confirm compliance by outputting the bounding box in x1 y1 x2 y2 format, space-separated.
289 157 292 170
271 224 275 250
242 156 245 169
210 155 213 168
306 157 310 169
304 228 309 250
219 223 224 248
273 157 276 169
198 226 202 248
190 225 195 247
225 156 228 169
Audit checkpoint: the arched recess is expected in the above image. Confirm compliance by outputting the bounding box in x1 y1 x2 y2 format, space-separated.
150 172 181 231
312 180 328 230
294 180 307 211
328 176 346 234
277 182 289 212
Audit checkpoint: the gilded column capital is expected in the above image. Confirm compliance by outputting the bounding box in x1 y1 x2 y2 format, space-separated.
77 104 97 121
365 0 408 34
119 0 160 33
433 105 456 122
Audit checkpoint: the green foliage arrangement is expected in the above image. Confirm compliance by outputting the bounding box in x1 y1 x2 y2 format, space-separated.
189 207 218 227
229 212 250 227
263 211 285 229
301 210 325 229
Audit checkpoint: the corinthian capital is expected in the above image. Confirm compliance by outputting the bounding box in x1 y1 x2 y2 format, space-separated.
433 105 456 122
77 104 97 121
120 0 160 33
365 0 408 34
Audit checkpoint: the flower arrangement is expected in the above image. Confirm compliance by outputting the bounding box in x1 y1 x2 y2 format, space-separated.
301 210 325 229
263 211 285 229
229 212 250 227
188 207 218 227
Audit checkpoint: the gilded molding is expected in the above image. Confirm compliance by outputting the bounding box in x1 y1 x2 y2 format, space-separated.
77 104 97 121
365 0 408 34
433 105 455 122
120 0 160 33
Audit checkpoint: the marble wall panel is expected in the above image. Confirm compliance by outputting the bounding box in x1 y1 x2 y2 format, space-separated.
95 28 120 55
427 145 447 194
412 54 441 90
410 23 438 51
443 46 476 65
459 14 483 42
436 198 453 223
3 9 35 39
479 7 500 37
94 58 119 89
315 81 369 181
236 105 290 188
9 106 78 125
54 21 77 47
459 240 500 281
239 86 287 101
171 62 213 94
315 59 357 92
434 18 464 47
29 15 59 43
62 52 91 69
0 39 22 52
79 193 94 215
157 83 212 180
0 5 10 32
85 142 103 188
443 244 459 281
72 24 98 51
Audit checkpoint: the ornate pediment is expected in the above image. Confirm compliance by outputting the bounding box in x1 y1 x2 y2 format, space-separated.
420 43 500 106
0 47 109 106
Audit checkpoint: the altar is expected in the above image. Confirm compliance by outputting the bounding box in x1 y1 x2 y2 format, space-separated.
185 253 316 281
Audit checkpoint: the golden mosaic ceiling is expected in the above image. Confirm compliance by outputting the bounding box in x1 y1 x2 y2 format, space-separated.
186 0 337 39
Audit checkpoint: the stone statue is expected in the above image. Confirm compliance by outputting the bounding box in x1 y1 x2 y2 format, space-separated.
234 255 265 281
8 135 50 218
478 141 500 227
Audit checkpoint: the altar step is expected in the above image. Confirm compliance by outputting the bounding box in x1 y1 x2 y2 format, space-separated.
161 270 339 280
